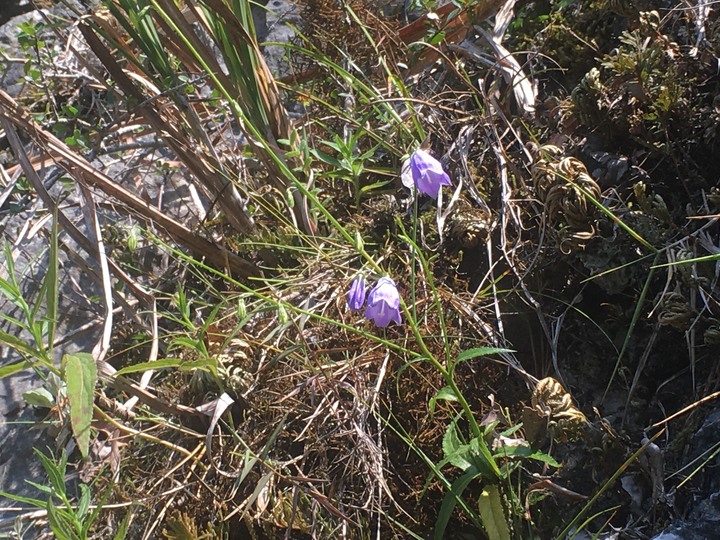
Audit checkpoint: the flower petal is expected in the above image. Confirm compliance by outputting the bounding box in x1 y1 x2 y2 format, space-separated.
347 276 366 311
365 277 402 327
409 149 451 199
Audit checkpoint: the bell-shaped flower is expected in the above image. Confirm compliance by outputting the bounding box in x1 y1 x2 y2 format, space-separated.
346 275 366 311
408 149 452 199
365 277 402 328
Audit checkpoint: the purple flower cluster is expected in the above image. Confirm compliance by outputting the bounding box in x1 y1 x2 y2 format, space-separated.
347 276 402 328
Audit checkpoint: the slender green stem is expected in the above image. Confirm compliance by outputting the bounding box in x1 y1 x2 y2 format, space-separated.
400 229 452 368
602 251 660 402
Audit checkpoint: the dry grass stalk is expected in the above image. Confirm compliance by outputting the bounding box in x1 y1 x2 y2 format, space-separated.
83 0 317 236
77 20 256 236
0 88 259 278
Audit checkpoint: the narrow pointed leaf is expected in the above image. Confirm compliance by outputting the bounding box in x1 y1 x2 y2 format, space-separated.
0 358 33 379
434 467 481 540
46 207 59 347
456 347 514 364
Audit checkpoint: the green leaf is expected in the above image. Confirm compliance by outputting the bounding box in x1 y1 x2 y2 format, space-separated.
62 353 97 459
493 444 560 467
47 496 79 540
429 385 458 414
309 148 342 168
114 357 214 376
169 336 205 353
34 449 67 497
112 509 133 540
0 326 51 365
0 489 47 508
46 209 59 348
442 420 474 472
466 438 499 477
23 387 56 409
358 145 379 161
478 485 510 540
456 347 514 364
359 179 393 193
77 484 91 520
442 418 463 459
25 477 55 496
0 358 33 379
428 30 446 46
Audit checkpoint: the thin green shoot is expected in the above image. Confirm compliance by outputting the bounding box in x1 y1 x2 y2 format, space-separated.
601 252 660 402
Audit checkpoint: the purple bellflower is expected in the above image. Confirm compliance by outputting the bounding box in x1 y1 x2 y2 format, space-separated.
409 149 452 199
365 277 402 328
347 275 366 311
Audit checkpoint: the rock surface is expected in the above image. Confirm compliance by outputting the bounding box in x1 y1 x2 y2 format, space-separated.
651 493 720 540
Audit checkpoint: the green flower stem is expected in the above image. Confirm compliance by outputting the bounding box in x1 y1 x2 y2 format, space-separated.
399 227 452 367
410 189 419 322
399 232 478 430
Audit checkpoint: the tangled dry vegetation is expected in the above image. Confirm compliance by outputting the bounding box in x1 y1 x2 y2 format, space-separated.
3 0 720 538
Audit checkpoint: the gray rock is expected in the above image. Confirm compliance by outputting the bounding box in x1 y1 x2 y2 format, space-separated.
260 0 300 78
651 493 720 540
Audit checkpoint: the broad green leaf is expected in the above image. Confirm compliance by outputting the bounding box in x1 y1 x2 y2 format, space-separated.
429 385 458 414
442 421 473 472
23 387 55 409
442 419 463 459
478 485 510 540
493 444 560 467
62 353 97 459
456 347 514 364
